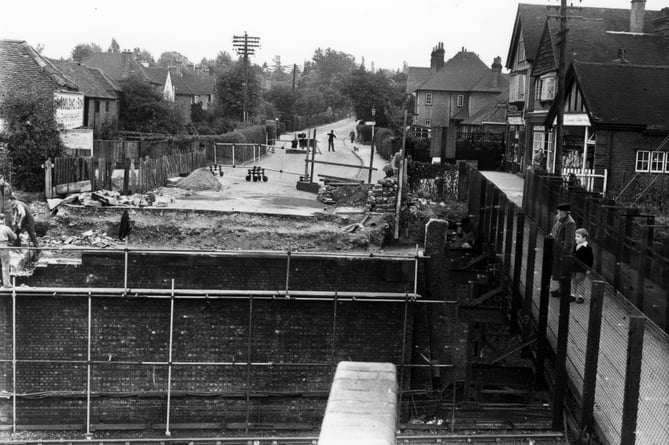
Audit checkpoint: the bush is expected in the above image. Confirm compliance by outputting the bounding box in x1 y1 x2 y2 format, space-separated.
0 88 64 191
374 128 394 159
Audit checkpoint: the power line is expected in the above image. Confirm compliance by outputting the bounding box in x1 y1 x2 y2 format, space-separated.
232 32 260 123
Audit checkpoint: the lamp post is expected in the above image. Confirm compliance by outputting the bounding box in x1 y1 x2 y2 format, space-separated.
368 107 376 184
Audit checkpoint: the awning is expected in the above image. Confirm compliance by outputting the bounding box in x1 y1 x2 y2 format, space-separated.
553 113 591 127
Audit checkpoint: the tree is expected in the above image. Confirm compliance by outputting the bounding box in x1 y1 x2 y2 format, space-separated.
133 47 155 66
262 85 296 117
118 76 184 134
108 38 120 53
342 66 407 129
0 89 64 191
215 61 261 121
158 51 189 67
71 42 102 62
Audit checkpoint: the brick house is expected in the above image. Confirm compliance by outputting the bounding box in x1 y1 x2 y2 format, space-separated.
0 39 81 131
505 1 669 181
546 61 669 195
409 46 508 162
49 59 121 136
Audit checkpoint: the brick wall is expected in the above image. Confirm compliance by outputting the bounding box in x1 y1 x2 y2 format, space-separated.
596 129 667 191
1 252 420 428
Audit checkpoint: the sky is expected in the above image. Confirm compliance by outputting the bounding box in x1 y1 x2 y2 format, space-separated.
2 0 668 72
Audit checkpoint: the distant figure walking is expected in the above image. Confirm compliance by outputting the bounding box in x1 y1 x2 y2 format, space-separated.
327 130 337 152
349 130 355 143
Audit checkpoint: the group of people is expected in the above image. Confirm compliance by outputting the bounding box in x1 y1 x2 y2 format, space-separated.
0 175 39 288
550 202 594 304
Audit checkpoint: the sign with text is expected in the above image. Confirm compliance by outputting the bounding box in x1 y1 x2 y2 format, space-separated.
54 91 84 130
60 128 93 154
365 121 376 126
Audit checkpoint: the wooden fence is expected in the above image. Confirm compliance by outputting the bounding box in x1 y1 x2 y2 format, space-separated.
136 149 207 193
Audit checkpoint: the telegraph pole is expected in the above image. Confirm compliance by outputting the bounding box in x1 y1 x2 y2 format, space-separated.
233 32 260 123
554 0 568 174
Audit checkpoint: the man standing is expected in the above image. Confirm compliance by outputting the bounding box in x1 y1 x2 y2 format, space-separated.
327 130 336 152
550 202 576 297
0 214 17 287
10 197 39 248
0 175 14 221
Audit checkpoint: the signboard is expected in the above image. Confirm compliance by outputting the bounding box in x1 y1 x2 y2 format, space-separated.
508 116 524 125
364 121 376 126
60 128 93 154
54 91 84 130
552 113 591 127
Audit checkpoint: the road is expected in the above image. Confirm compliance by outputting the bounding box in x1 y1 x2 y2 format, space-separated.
158 118 389 216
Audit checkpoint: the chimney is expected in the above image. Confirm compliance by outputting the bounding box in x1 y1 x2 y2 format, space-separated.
491 56 502 88
175 61 183 76
430 42 445 72
652 7 669 42
630 0 646 33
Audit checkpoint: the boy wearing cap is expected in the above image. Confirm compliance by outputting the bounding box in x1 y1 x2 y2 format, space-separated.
550 202 576 297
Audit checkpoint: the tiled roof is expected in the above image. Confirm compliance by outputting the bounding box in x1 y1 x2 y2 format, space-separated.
82 52 155 84
569 61 669 129
506 3 665 67
418 51 499 92
406 67 433 94
535 16 669 75
49 59 121 99
144 67 194 96
181 70 215 95
461 90 509 126
0 39 78 102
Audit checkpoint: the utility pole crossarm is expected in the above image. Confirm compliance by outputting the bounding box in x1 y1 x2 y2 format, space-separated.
232 32 261 123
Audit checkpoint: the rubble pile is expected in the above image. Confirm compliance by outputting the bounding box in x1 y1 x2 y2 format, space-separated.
317 185 336 205
176 168 222 191
42 229 117 248
367 177 399 213
61 191 152 208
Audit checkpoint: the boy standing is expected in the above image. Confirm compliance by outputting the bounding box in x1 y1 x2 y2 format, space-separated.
571 228 594 303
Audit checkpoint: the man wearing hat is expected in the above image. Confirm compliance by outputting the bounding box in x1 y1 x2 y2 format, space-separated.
550 202 576 297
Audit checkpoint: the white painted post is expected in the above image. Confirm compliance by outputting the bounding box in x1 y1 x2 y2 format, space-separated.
165 279 175 436
86 295 92 438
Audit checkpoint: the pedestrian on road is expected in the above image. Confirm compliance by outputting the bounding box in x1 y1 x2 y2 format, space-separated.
10 197 39 248
349 130 355 143
550 202 576 297
327 130 337 152
0 175 14 221
571 228 593 303
0 214 16 287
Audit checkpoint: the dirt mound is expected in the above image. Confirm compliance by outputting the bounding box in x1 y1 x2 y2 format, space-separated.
176 168 222 191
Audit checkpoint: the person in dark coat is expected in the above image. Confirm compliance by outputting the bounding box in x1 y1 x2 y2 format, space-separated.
119 209 131 240
327 130 336 152
550 202 576 297
0 176 14 221
572 228 594 303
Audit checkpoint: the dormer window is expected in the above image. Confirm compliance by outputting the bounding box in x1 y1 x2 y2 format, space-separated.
539 74 557 101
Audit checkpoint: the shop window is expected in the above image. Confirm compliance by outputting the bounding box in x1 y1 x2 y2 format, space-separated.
635 150 650 172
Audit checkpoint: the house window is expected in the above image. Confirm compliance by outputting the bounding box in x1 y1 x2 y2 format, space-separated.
425 120 431 127
426 92 433 106
105 101 110 112
94 100 100 113
635 151 650 172
517 40 526 64
540 75 556 101
651 151 665 173
456 95 464 107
